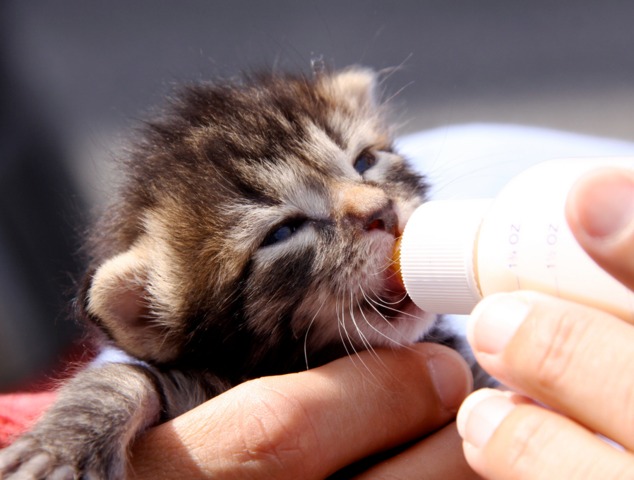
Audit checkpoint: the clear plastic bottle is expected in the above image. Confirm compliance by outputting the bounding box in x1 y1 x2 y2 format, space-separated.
399 157 634 321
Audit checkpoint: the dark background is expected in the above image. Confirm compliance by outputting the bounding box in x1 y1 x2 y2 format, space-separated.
2 0 634 390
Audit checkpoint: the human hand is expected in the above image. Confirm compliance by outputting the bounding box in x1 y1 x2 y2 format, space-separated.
128 343 479 479
457 167 634 479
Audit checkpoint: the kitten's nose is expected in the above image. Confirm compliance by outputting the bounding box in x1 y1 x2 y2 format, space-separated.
335 184 399 236
363 202 398 236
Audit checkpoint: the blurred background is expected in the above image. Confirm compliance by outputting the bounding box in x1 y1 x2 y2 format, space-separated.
2 0 634 390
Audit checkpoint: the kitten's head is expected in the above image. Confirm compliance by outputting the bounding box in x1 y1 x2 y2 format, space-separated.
81 67 435 377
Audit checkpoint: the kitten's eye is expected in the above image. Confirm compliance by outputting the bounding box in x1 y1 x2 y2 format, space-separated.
353 150 376 175
261 218 306 247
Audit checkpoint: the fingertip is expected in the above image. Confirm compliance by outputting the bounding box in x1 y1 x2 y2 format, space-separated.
566 167 634 242
468 293 530 357
425 345 474 412
566 167 634 291
457 389 509 448
457 389 490 441
461 439 487 477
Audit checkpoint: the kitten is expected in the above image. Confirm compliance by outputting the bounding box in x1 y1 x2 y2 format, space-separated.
0 67 471 479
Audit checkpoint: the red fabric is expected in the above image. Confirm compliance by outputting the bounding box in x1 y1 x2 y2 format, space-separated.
0 391 57 447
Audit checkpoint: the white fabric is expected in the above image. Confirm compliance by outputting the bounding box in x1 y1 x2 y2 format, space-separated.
91 345 147 368
397 123 634 201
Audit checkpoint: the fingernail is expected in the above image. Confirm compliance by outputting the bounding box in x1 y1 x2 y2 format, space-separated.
571 169 634 240
456 389 515 448
468 294 530 354
427 349 473 412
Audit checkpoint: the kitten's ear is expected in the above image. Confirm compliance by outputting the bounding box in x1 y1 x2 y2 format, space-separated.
325 67 378 109
86 241 181 362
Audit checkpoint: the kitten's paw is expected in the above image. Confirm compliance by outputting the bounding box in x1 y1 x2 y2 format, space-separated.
0 436 104 480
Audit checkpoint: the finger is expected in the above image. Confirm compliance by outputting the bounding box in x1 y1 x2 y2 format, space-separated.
458 389 634 480
565 167 634 292
351 422 481 480
128 343 473 480
468 291 634 450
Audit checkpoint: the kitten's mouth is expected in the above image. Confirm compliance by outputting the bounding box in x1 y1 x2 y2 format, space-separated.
359 228 421 322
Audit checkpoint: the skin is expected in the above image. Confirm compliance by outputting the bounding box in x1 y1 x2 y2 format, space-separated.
128 343 481 479
457 167 634 479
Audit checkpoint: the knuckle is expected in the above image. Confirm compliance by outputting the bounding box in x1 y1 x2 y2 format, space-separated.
232 378 320 476
494 406 634 479
496 407 552 475
527 307 588 392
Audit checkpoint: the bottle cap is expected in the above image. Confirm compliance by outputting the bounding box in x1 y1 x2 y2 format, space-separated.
400 199 492 314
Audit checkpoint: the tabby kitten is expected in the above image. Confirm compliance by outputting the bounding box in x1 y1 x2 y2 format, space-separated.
0 67 461 479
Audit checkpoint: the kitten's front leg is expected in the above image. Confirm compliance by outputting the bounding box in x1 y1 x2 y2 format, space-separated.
0 362 164 479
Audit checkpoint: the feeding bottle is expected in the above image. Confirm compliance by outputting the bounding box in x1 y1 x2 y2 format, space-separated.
398 158 634 321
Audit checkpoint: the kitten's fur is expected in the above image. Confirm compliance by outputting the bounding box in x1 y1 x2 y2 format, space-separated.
0 67 472 479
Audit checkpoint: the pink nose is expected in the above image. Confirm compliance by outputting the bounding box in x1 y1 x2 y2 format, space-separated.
363 203 398 236
335 183 397 236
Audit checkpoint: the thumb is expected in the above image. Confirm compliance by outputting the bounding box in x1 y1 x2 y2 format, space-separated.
566 166 634 292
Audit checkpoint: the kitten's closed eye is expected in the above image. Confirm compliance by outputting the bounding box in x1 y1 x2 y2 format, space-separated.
261 218 307 247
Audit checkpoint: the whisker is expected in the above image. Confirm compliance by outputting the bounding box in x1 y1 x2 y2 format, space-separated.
353 294 393 375
338 291 381 382
371 299 422 321
369 259 397 277
303 299 326 370
359 286 411 348
367 256 408 296
349 291 382 364
376 53 413 86
373 288 410 306
336 294 354 360
366 286 422 320
340 295 362 359
383 80 414 105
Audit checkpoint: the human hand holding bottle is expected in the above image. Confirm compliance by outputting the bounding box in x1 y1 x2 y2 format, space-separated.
457 167 634 479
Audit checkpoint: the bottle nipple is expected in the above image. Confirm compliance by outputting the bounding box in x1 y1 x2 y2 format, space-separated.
392 236 404 289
